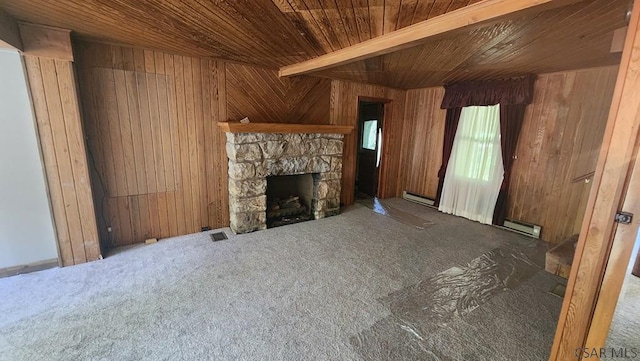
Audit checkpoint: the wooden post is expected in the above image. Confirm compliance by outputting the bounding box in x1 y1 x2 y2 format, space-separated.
21 24 102 266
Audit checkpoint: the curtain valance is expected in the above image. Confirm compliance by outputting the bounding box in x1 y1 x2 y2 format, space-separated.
441 75 536 109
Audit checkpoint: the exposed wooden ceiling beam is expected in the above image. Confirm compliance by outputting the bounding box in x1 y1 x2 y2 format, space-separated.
279 0 582 77
0 7 23 50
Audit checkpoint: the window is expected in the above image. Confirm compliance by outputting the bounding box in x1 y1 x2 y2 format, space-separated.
439 104 504 225
362 120 377 150
452 106 502 182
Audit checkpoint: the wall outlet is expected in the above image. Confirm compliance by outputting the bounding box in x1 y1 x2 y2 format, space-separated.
107 226 112 233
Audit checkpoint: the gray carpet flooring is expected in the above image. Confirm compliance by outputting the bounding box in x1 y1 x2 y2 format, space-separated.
0 199 564 361
606 236 640 350
606 275 640 350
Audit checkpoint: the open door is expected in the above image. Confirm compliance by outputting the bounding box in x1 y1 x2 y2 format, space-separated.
586 161 639 348
550 2 640 358
356 102 384 197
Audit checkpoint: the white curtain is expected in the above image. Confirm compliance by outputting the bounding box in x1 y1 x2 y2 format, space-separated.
439 105 504 224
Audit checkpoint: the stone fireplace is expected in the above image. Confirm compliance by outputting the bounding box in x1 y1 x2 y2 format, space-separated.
223 128 347 234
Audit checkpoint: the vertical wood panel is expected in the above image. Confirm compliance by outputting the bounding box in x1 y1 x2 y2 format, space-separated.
174 55 196 237
225 63 331 124
39 58 88 264
24 56 74 265
91 68 179 198
158 69 177 237
510 67 618 243
203 59 216 232
399 67 618 244
54 60 101 259
24 55 101 265
135 71 157 195
114 70 137 195
214 61 230 228
165 54 187 236
402 86 447 198
184 57 200 232
147 73 166 193
193 58 208 230
75 41 229 247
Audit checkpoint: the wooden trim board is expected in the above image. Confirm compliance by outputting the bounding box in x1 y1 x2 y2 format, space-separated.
218 122 353 134
0 7 22 50
0 258 59 278
19 22 73 61
584 151 640 350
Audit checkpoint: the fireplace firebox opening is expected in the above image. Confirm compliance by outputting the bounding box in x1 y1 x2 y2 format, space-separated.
225 131 345 234
266 173 319 228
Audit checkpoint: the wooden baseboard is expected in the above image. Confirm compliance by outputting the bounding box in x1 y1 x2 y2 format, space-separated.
0 258 59 279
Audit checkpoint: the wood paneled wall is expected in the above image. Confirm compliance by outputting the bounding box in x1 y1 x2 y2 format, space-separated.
402 86 447 198
75 41 229 247
74 41 338 247
24 55 101 266
226 63 331 124
401 66 618 244
329 80 407 206
509 66 618 243
75 40 412 247
90 68 180 198
72 42 617 249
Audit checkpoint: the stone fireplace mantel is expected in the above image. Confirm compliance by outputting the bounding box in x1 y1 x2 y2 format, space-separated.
220 122 353 234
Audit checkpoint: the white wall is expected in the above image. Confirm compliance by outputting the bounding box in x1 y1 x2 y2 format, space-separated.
0 49 59 269
627 229 640 273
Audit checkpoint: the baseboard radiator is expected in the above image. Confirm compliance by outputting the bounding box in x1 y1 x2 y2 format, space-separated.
503 219 542 239
402 191 541 238
402 191 436 207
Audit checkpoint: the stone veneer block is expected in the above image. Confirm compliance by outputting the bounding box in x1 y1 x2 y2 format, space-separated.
229 195 267 213
224 132 345 234
230 212 267 233
228 179 267 198
226 143 263 162
228 161 255 180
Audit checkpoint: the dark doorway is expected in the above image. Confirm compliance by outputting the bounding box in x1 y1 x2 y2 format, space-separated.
356 101 384 197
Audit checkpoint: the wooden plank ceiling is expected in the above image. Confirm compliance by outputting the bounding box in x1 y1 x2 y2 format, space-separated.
0 0 628 89
315 0 628 88
0 0 480 67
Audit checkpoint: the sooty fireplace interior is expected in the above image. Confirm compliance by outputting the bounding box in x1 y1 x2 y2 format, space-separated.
266 174 317 228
